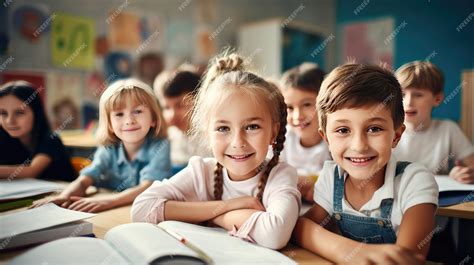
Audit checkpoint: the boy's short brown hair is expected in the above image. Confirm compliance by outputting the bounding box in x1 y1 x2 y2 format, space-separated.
280 62 326 94
317 64 404 132
395 61 444 94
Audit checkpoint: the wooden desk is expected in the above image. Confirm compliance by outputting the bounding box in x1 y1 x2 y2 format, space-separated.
0 195 330 264
59 130 97 148
437 202 474 220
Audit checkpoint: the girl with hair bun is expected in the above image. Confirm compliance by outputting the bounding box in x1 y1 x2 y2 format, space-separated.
132 52 301 250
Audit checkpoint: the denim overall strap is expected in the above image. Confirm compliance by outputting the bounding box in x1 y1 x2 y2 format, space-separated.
331 161 411 244
333 166 344 212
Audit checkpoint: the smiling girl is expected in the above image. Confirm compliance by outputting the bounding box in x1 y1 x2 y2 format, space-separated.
132 53 301 250
34 78 171 213
0 81 75 181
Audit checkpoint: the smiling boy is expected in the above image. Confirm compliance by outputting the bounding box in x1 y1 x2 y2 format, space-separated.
293 64 439 264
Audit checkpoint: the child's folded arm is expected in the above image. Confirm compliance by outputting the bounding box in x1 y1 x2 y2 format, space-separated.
131 170 197 223
228 187 300 250
132 157 224 224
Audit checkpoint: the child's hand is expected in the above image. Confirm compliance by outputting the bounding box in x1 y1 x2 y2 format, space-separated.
30 195 73 209
449 160 474 184
348 244 424 265
67 196 115 213
228 196 265 212
297 176 316 202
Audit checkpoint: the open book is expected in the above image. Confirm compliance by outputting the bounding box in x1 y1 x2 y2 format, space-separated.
10 221 297 265
435 176 474 206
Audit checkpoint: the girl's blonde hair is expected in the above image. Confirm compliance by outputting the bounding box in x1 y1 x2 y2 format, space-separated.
190 52 287 202
96 78 167 146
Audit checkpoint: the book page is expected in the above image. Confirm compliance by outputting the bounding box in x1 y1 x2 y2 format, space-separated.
158 221 297 265
0 203 95 239
105 223 204 265
0 179 62 200
435 175 474 192
9 237 128 265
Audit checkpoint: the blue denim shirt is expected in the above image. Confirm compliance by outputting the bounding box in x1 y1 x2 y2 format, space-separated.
80 136 171 191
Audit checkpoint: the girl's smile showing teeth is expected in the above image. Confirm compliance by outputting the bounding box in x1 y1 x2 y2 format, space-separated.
226 153 254 161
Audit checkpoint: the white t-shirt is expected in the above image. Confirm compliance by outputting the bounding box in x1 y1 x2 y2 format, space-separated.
280 130 331 176
313 155 439 234
168 126 210 166
393 120 473 174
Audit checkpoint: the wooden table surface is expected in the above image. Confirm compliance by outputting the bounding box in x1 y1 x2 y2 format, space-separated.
59 130 97 148
0 193 331 264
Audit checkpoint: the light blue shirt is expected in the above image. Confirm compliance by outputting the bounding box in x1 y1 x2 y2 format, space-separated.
80 136 171 191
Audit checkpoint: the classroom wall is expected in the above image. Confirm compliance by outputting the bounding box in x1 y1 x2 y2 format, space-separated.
336 0 474 121
1 0 336 71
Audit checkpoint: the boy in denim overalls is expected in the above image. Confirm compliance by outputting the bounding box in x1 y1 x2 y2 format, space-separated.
293 64 439 264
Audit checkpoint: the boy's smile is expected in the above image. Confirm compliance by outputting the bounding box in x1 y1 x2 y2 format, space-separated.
320 105 404 182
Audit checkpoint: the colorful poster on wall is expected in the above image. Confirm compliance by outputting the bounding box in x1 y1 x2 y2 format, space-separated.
108 11 141 50
46 71 82 130
51 12 95 70
341 17 394 67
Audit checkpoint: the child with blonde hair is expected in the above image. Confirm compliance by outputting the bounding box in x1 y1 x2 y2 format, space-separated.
132 53 301 249
293 64 438 264
394 61 473 183
34 78 171 213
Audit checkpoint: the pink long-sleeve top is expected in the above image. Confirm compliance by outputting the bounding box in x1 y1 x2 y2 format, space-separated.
131 156 301 249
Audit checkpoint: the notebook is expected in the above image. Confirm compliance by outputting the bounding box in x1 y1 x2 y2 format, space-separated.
9 221 297 265
0 203 95 250
0 179 63 201
435 175 474 207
